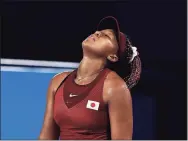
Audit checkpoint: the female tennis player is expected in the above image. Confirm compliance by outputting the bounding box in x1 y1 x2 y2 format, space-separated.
39 16 141 140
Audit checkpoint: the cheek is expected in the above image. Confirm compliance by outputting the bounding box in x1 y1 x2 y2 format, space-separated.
91 42 112 57
98 41 114 53
94 42 107 51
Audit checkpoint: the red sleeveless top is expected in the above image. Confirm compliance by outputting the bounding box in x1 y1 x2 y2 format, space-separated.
53 68 111 140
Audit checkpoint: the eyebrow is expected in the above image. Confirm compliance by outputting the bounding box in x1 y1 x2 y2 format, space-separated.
104 29 114 34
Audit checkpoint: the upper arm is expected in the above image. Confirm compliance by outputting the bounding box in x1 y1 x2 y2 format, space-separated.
105 76 133 140
39 72 70 140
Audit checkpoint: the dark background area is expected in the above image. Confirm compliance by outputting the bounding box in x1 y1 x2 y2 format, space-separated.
2 0 187 140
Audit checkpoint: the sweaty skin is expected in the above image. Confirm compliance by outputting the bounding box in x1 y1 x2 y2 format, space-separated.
39 72 70 139
39 29 133 140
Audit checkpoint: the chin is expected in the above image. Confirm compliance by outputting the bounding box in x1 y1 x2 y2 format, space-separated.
82 40 92 48
82 40 86 46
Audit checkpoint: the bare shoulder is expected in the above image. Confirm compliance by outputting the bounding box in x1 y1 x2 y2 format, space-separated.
103 71 131 103
50 71 72 94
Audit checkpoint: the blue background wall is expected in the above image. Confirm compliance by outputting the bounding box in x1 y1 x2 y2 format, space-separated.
1 68 155 140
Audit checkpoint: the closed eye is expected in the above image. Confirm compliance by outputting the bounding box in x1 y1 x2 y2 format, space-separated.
104 33 111 40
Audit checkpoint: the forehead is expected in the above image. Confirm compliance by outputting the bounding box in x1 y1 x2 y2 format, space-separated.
101 29 116 36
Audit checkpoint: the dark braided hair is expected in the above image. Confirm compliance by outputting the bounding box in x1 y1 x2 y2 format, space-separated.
107 35 142 89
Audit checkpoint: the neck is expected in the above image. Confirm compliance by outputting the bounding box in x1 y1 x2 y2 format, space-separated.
77 56 106 78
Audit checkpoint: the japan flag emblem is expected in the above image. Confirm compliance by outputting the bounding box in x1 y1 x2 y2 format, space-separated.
86 100 100 111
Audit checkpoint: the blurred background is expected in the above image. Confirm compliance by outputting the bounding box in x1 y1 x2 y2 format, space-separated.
1 0 187 140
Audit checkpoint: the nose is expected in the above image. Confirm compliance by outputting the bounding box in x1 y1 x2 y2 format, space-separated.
95 31 101 37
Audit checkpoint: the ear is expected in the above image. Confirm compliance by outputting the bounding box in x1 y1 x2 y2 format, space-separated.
107 54 119 63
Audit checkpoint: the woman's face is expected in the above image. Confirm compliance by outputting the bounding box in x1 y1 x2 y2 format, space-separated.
82 29 119 60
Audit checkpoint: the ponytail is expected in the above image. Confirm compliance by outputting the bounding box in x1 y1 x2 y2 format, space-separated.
125 55 141 89
107 35 142 89
123 36 142 89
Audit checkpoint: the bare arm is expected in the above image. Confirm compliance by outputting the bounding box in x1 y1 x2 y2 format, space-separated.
39 72 70 140
105 74 133 140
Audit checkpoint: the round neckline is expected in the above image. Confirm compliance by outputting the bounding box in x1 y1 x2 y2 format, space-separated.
72 69 105 87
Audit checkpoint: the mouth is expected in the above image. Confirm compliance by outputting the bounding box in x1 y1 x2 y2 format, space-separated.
88 35 96 42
